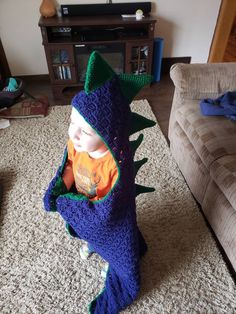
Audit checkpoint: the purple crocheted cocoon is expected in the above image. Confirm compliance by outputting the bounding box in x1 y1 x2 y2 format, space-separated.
44 76 148 313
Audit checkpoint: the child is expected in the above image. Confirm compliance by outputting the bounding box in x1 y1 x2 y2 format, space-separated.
63 107 118 200
43 51 155 313
63 106 118 266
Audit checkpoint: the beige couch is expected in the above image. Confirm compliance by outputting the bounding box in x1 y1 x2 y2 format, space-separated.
168 62 236 272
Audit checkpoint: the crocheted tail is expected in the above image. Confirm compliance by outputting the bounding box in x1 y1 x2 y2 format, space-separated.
89 227 147 314
89 267 140 314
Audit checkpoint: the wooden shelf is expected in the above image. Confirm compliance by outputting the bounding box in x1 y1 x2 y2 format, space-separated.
39 14 156 103
39 15 157 27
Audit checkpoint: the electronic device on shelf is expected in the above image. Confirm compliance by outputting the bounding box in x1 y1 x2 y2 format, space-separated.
80 30 116 42
117 28 147 39
61 2 151 17
51 27 72 38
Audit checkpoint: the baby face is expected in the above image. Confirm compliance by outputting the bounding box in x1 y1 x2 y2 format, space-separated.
68 107 106 154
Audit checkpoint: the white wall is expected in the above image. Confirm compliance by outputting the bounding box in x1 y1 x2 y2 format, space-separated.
0 0 221 76
154 0 221 63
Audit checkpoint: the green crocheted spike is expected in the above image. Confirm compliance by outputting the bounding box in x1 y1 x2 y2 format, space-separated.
134 158 148 177
130 134 144 154
130 112 156 135
85 51 115 93
135 184 155 197
119 73 152 103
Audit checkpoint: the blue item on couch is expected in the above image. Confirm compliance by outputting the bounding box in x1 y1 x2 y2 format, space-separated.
200 91 236 121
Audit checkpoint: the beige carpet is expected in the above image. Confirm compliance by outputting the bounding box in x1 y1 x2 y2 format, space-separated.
0 99 235 313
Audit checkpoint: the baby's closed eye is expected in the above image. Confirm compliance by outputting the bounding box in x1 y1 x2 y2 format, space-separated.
82 129 92 136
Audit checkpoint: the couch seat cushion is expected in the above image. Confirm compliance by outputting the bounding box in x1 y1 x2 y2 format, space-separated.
210 155 236 210
176 100 236 168
170 121 210 204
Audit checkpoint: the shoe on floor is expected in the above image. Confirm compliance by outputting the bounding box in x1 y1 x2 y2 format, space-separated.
79 243 94 260
101 263 109 278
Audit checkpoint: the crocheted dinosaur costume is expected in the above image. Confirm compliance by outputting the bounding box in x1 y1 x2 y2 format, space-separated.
43 51 156 313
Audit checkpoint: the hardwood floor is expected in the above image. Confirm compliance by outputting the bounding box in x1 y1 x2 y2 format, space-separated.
23 73 174 141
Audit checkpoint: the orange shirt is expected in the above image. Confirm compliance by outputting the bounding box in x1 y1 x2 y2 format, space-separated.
64 139 118 201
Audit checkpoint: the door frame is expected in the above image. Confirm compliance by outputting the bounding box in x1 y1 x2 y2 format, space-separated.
208 0 236 62
0 38 11 79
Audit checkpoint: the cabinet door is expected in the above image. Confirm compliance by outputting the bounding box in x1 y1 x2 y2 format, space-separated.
45 45 77 84
75 43 125 83
126 41 153 75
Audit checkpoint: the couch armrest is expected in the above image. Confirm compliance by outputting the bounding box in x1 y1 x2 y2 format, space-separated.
168 62 236 142
170 62 236 100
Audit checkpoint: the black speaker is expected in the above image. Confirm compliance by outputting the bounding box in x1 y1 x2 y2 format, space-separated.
61 2 151 17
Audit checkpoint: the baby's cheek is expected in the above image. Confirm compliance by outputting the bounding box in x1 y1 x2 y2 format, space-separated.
68 126 73 140
68 126 77 141
89 137 105 151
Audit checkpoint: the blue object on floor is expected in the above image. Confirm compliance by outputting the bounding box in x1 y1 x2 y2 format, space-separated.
200 91 236 121
6 77 18 92
152 37 164 82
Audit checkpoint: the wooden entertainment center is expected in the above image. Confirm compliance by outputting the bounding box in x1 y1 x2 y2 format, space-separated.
39 15 156 103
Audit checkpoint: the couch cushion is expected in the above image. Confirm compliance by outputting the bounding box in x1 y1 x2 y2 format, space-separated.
202 179 236 270
170 121 210 204
176 100 236 168
210 155 236 210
